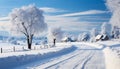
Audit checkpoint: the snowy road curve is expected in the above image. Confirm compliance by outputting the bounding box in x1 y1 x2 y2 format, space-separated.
25 44 105 69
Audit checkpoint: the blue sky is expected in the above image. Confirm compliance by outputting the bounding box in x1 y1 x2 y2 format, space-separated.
0 0 111 36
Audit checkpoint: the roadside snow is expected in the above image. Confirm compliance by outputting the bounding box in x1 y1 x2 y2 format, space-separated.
97 39 120 69
103 47 120 69
0 44 76 69
0 40 120 69
70 42 104 49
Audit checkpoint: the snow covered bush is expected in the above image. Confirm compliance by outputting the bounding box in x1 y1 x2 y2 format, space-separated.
10 40 20 45
47 27 63 45
70 35 77 42
78 32 90 41
9 4 47 49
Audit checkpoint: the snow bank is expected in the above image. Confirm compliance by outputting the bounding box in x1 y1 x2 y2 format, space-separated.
0 45 77 69
97 40 120 69
70 42 104 49
103 47 120 69
80 42 104 49
96 40 120 46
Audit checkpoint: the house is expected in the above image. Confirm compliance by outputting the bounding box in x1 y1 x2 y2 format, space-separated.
95 35 103 41
101 34 109 41
95 34 109 41
61 37 74 42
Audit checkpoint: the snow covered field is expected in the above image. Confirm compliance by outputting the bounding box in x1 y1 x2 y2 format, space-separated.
0 40 120 69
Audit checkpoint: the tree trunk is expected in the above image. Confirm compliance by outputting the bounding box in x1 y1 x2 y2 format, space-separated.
27 35 33 49
53 38 56 46
27 36 31 49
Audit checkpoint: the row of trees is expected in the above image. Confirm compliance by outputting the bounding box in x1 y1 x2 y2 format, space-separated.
77 22 111 42
48 22 111 43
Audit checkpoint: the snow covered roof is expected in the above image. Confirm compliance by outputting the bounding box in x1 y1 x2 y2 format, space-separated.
95 35 103 40
61 37 68 41
95 34 109 41
102 34 107 39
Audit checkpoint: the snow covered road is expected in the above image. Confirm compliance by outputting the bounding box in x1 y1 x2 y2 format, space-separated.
19 44 105 69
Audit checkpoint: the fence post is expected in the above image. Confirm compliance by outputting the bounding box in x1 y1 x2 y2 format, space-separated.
34 46 36 50
13 47 15 52
1 48 2 53
22 47 24 50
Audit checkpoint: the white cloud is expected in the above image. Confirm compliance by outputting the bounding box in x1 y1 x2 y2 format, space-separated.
0 16 9 21
40 7 65 13
45 15 101 32
0 9 106 34
0 21 11 31
58 10 107 17
0 17 11 31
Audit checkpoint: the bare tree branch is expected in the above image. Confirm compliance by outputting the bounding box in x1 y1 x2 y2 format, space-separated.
22 22 29 36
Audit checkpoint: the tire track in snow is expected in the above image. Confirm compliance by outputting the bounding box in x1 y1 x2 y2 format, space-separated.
81 51 95 69
73 50 95 69
46 50 92 69
30 44 104 69
54 50 89 69
45 50 85 69
34 49 85 69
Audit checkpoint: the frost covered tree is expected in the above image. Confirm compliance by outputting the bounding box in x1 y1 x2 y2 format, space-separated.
106 0 120 12
112 26 120 38
90 28 98 42
48 27 63 46
106 0 120 38
9 5 47 49
78 32 90 41
78 34 82 41
70 35 77 42
101 22 110 35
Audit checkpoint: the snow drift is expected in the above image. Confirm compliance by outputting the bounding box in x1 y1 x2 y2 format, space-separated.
0 46 77 69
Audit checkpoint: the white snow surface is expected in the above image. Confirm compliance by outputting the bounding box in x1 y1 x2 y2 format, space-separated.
97 39 120 69
0 43 75 69
0 40 120 69
31 43 105 69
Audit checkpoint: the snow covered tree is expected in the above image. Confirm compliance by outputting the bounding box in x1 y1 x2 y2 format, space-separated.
70 35 77 42
106 0 120 12
112 26 120 38
82 32 90 41
48 27 63 46
9 5 47 49
78 34 82 41
101 22 110 35
106 0 120 38
90 28 98 42
109 9 120 28
78 32 90 41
